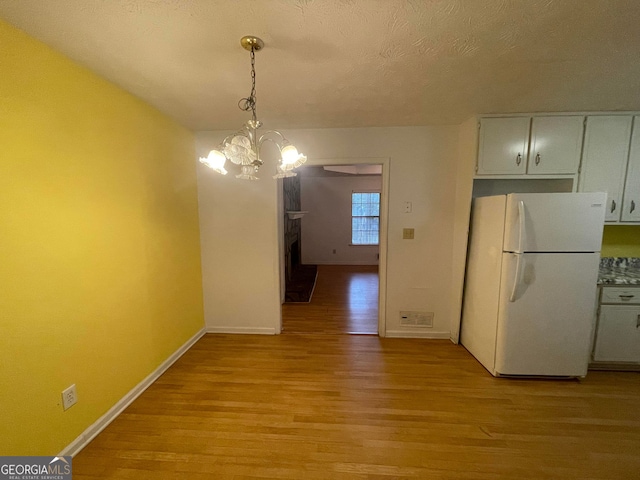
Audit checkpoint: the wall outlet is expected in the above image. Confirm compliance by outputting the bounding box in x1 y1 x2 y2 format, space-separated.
62 384 77 410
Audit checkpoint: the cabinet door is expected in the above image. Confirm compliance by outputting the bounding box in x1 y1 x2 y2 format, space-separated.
593 305 640 362
579 116 633 222
477 117 530 175
621 116 640 222
528 116 584 175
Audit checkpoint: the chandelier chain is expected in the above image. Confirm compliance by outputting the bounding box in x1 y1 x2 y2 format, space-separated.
238 46 258 123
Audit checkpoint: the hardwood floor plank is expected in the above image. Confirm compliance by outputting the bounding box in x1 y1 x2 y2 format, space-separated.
282 265 378 334
72 265 640 479
72 333 640 479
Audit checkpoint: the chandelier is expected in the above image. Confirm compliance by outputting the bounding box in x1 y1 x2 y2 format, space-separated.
199 36 307 180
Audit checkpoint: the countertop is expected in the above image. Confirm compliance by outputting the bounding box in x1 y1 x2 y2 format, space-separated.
598 257 640 285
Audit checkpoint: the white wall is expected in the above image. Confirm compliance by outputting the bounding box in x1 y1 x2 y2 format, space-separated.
301 175 382 265
196 131 282 334
196 126 466 338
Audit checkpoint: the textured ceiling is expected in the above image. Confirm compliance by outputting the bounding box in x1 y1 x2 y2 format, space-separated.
1 0 640 130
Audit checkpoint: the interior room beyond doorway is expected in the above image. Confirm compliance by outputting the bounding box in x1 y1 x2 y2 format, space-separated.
281 162 384 335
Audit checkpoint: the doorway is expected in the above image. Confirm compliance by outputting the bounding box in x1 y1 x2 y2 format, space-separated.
284 264 379 334
277 157 390 336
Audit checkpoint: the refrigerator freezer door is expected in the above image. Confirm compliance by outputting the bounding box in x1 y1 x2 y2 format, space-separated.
503 193 606 253
495 252 600 376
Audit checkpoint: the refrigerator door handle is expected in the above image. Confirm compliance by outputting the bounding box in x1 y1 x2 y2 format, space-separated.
517 200 526 253
509 254 524 302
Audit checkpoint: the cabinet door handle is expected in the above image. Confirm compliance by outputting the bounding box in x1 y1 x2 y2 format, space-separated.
535 153 541 165
631 200 636 214
516 153 522 166
611 199 617 213
619 294 635 301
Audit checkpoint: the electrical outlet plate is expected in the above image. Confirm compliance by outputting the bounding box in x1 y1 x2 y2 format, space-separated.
62 384 77 410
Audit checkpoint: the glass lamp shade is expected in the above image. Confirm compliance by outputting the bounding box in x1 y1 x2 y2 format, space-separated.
199 149 228 175
273 164 297 179
225 135 257 165
280 145 299 163
280 144 307 169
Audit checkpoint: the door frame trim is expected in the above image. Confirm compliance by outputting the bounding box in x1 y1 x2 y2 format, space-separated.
277 157 390 336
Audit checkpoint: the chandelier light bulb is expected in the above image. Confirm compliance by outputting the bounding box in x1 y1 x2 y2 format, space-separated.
199 149 228 175
280 144 307 170
281 145 300 165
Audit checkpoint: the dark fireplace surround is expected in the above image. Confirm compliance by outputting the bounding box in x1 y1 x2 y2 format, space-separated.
283 176 302 283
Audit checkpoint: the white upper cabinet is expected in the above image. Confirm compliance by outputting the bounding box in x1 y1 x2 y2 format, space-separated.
621 116 640 222
477 117 529 175
477 116 584 176
579 116 633 222
528 116 584 175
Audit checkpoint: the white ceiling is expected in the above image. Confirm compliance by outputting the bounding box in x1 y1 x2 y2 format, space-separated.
1 0 640 131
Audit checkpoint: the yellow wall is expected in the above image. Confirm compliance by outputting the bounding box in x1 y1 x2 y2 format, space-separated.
601 225 640 257
0 20 204 454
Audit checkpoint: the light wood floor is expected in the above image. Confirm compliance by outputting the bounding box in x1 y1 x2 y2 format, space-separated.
282 265 379 335
72 266 640 479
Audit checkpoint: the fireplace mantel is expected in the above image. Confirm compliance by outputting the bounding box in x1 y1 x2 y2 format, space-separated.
286 211 308 220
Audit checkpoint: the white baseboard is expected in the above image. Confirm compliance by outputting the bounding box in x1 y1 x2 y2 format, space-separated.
385 330 451 339
206 326 276 335
59 326 206 457
309 261 380 266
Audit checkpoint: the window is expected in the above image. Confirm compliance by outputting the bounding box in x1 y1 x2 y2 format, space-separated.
351 192 380 245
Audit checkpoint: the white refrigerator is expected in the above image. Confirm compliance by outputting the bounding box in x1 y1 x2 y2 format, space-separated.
460 192 606 377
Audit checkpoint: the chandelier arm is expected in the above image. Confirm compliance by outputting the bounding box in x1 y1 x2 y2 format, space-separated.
257 134 289 165
257 130 287 147
257 137 283 157
220 132 238 148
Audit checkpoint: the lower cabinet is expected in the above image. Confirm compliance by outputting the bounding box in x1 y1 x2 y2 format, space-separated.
594 305 640 362
592 286 640 365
